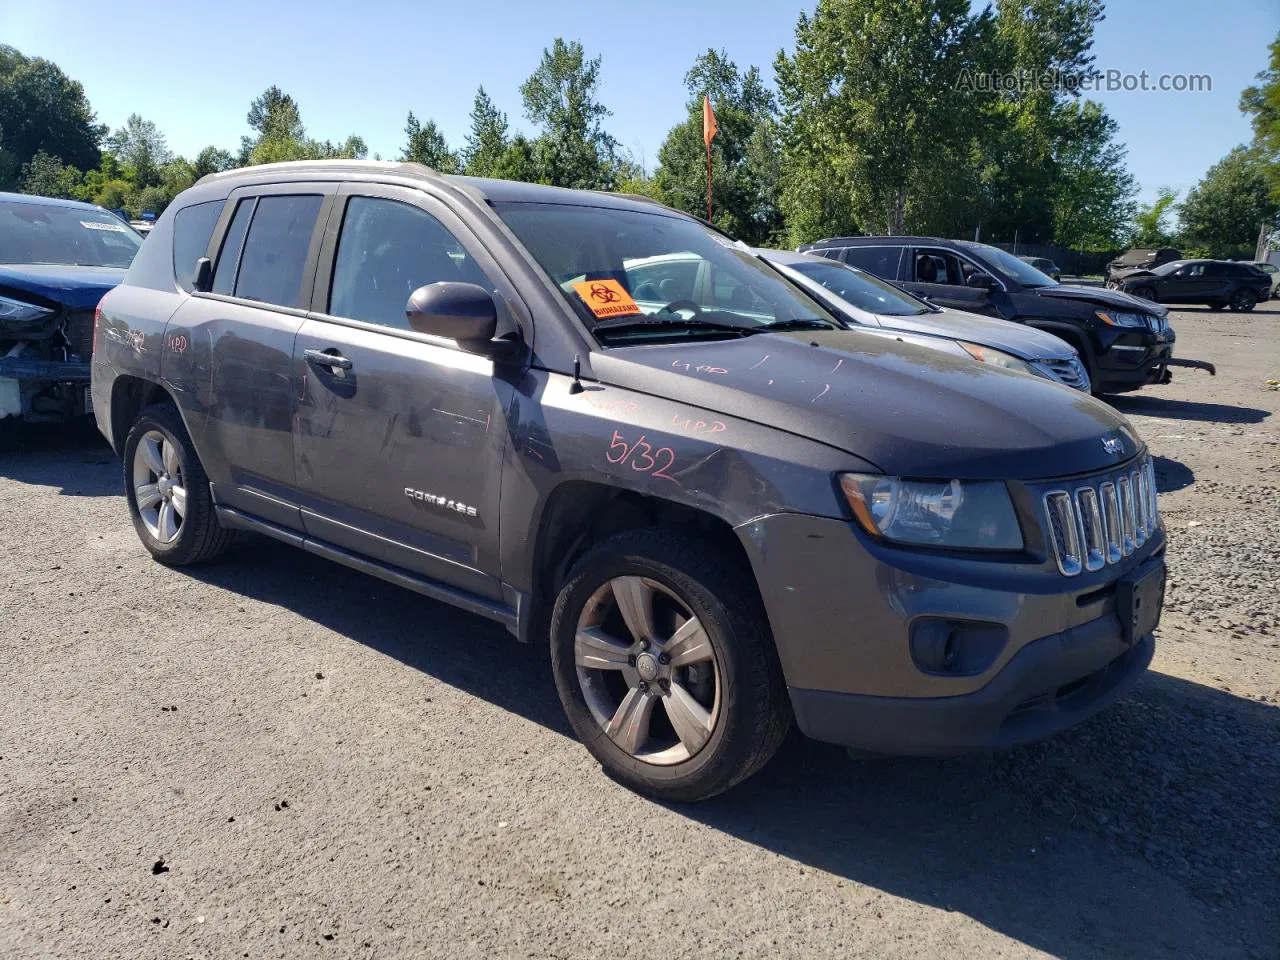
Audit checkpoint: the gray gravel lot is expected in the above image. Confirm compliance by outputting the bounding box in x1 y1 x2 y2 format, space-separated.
1 305 1277 959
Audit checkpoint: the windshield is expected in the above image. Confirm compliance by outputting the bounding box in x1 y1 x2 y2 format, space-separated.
963 242 1057 288
0 200 143 268
785 258 933 317
1150 260 1188 276
492 201 837 340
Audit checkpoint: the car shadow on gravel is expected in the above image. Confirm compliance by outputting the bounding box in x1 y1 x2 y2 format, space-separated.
1152 455 1194 493
686 671 1279 959
1109 394 1270 425
182 538 574 735
0 418 119 496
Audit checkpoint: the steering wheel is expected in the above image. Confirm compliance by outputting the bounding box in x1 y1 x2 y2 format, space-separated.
656 299 703 318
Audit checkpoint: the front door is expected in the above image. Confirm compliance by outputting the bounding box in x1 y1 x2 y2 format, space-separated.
292 185 518 599
1158 263 1214 303
901 247 999 315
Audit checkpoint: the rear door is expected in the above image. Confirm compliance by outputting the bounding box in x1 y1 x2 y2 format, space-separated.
163 183 335 529
291 183 519 599
840 245 904 282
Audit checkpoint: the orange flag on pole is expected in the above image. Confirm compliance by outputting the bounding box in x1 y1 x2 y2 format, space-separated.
702 95 718 148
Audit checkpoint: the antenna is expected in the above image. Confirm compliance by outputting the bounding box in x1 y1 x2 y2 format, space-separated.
569 354 584 394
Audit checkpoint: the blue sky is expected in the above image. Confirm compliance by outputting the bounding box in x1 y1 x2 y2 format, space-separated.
2 0 1277 208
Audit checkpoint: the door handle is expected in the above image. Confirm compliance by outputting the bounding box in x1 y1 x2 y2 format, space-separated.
304 349 353 371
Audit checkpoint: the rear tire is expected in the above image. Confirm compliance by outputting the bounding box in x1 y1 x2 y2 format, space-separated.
1229 289 1257 312
549 529 791 802
123 403 234 566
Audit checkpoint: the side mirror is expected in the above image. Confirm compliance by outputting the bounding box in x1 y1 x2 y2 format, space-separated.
406 282 500 352
966 273 993 290
192 257 213 293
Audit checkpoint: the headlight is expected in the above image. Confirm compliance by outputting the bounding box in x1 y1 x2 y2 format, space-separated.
0 294 55 325
839 474 1024 550
1096 310 1148 328
957 341 1036 376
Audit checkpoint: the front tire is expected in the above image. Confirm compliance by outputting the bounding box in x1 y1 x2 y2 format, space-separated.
549 529 790 802
123 403 234 566
1132 286 1158 303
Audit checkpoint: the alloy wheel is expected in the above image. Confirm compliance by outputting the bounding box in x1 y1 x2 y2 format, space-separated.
132 429 186 544
1232 290 1256 311
574 576 722 765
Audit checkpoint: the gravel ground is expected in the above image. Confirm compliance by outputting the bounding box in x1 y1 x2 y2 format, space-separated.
1 304 1277 960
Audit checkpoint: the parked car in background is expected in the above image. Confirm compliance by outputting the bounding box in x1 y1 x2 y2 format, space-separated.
0 192 143 422
1106 248 1182 285
758 248 1089 391
1018 255 1061 282
94 160 1166 801
797 236 1215 394
1251 261 1279 298
1115 259 1271 312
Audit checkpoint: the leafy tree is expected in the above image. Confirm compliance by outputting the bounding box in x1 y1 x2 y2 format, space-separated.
490 134 540 183
0 45 103 189
239 87 364 166
402 112 458 172
132 185 169 219
1050 100 1136 249
18 151 83 199
520 38 620 189
193 145 236 179
1129 187 1178 247
107 114 172 188
1179 147 1279 259
1241 33 1280 161
0 124 17 188
462 87 511 178
775 0 991 238
652 50 784 244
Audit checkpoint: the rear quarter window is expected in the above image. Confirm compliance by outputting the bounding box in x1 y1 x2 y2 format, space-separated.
171 200 225 292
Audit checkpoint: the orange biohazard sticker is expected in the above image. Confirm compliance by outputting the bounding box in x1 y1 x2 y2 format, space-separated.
572 279 642 320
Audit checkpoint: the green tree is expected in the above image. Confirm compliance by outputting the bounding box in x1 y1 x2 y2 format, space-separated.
1179 147 1279 259
520 38 619 189
18 151 84 199
489 134 540 183
775 0 991 239
401 112 458 172
1050 100 1136 249
1129 187 1178 248
652 50 784 244
1241 33 1280 161
239 87 365 166
462 87 511 178
107 114 172 188
0 45 103 189
193 145 236 179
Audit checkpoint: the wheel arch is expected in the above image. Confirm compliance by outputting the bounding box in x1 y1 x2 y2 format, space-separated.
521 479 761 644
108 376 193 459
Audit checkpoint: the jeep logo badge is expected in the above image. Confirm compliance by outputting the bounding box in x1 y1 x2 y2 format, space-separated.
1102 437 1124 455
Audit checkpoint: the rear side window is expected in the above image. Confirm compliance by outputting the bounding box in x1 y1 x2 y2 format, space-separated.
172 200 224 292
212 199 254 296
233 195 323 308
843 246 902 279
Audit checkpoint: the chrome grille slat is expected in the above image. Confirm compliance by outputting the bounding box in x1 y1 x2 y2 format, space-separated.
1040 357 1090 391
1043 457 1159 576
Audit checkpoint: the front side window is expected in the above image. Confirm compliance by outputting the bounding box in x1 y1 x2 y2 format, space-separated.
328 196 490 330
0 200 143 268
960 242 1055 288
233 194 323 308
493 201 835 341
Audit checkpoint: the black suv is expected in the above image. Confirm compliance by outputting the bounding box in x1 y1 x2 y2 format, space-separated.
798 236 1215 394
93 163 1167 800
1115 259 1271 312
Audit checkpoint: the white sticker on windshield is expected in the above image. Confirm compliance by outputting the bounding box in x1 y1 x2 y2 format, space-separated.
81 220 127 233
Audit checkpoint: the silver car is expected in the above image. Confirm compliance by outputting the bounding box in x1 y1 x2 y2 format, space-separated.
759 248 1090 392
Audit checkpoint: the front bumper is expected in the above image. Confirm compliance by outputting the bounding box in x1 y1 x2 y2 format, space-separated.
737 511 1164 754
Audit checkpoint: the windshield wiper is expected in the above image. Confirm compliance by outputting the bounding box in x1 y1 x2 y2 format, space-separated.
592 316 753 338
747 318 838 334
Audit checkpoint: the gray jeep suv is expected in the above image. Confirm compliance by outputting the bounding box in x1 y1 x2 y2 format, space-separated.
92 161 1166 801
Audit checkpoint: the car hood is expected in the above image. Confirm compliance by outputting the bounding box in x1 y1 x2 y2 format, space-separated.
1029 283 1167 316
590 329 1140 480
0 263 128 311
869 307 1075 360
